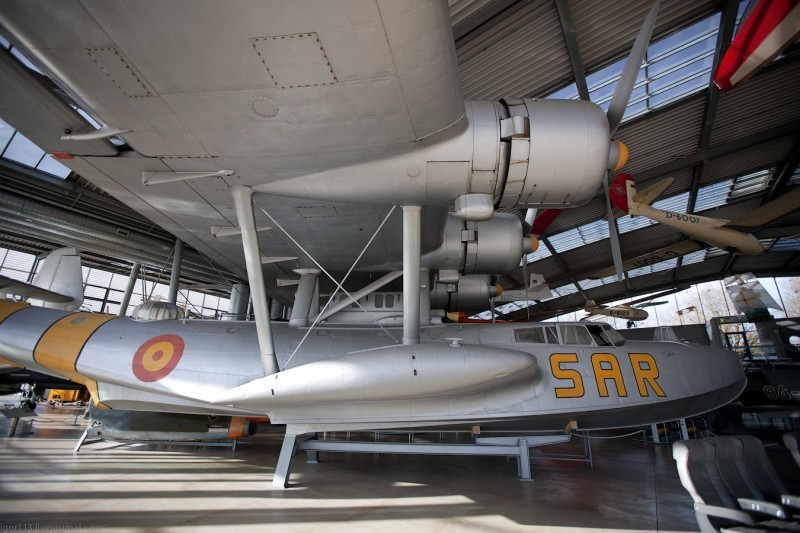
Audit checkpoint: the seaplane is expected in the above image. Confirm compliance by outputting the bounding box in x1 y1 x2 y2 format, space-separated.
0 0 747 486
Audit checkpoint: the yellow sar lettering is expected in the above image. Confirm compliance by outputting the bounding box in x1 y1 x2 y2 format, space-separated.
549 352 666 398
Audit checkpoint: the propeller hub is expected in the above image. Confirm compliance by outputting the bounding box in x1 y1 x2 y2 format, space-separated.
608 140 629 171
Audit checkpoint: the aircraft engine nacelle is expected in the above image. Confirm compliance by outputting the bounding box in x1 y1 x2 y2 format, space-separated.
257 100 614 213
430 274 500 313
494 98 612 209
421 212 533 275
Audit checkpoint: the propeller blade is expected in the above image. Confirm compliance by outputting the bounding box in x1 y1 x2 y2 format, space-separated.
606 0 660 134
603 173 625 281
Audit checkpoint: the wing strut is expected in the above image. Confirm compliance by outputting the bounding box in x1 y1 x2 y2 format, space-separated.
230 185 279 376
402 206 422 345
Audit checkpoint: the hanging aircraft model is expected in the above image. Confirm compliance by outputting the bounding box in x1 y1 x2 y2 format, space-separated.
589 173 800 279
584 300 649 321
0 1 749 486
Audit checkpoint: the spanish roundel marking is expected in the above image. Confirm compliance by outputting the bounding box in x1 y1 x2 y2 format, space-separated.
132 334 185 382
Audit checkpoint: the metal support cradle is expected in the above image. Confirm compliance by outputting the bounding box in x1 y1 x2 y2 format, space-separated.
271 430 577 488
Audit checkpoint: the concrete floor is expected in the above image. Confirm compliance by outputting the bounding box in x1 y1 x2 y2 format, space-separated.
0 405 703 532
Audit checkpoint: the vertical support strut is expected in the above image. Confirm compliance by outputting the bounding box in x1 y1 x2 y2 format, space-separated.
273 430 311 488
118 262 141 317
167 239 184 304
227 283 250 320
402 206 421 345
231 185 279 376
289 269 320 327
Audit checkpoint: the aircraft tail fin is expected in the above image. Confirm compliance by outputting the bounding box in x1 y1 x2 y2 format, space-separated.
609 173 634 213
29 248 84 311
584 300 598 311
610 174 674 215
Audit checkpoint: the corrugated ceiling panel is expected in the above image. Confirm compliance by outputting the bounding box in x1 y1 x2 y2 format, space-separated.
558 237 614 266
570 0 719 71
634 167 695 198
619 224 681 257
457 1 572 99
702 137 795 184
544 197 607 235
615 95 706 176
711 60 800 145
449 0 492 26
699 197 761 221
731 253 793 273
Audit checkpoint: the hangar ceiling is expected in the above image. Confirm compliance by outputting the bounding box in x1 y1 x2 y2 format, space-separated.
0 0 798 312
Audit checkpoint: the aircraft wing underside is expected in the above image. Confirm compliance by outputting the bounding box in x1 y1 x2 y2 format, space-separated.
0 0 466 299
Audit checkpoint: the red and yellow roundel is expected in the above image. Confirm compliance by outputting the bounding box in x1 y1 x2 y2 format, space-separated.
132 334 185 382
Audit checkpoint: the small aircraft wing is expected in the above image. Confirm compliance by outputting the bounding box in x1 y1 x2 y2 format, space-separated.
713 0 800 91
588 240 704 279
0 274 74 303
723 186 800 231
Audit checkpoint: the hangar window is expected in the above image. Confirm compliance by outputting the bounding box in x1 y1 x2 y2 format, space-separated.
694 169 772 212
578 274 619 290
547 3 751 123
524 244 552 265
628 257 678 279
549 219 608 254
553 284 579 298
771 237 800 252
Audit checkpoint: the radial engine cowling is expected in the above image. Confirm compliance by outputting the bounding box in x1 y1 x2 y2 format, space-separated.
420 212 533 275
495 98 610 209
430 274 501 313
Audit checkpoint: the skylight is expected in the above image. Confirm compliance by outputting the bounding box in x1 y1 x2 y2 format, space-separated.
549 219 609 254
553 284 579 297
0 118 71 179
524 243 552 264
546 6 740 125
694 169 771 211
789 166 800 186
771 237 800 252
0 37 72 180
576 274 620 292
681 249 707 265
627 257 678 279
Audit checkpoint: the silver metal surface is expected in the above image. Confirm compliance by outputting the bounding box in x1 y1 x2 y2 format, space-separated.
316 271 403 322
289 270 319 328
231 185 277 375
402 206 422 345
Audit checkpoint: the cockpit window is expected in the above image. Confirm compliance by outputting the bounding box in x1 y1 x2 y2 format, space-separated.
514 327 546 344
544 326 559 344
559 325 593 345
586 324 612 346
582 324 626 346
